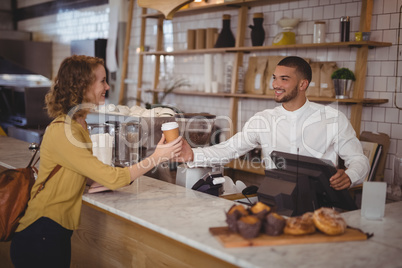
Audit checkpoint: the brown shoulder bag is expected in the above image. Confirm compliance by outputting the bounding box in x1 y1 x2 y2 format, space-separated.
0 147 60 241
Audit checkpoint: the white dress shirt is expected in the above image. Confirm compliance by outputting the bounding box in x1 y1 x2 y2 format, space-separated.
190 99 369 187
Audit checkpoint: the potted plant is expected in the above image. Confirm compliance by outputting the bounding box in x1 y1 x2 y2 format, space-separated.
154 76 190 107
331 68 355 99
127 76 189 109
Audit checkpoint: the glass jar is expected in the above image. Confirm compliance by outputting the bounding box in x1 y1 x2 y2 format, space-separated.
88 123 115 166
313 21 326 43
106 121 140 167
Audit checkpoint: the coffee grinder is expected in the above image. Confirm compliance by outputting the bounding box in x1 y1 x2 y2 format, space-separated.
175 113 225 194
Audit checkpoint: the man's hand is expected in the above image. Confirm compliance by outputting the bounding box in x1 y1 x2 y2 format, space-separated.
174 138 194 163
329 169 351 190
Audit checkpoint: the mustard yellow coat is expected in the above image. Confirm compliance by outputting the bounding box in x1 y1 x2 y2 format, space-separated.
16 115 130 231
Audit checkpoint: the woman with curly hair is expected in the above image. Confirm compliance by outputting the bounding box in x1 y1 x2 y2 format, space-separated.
10 55 183 267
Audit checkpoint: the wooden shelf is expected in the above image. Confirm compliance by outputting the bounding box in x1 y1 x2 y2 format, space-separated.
144 89 389 105
141 0 265 18
140 41 392 56
141 47 229 55
137 0 384 159
136 0 385 176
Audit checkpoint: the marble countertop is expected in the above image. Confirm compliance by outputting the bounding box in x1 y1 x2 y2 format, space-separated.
0 136 35 169
83 178 402 268
2 136 402 267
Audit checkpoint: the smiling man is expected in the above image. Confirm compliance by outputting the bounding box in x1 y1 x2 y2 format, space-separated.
272 57 310 110
180 56 369 190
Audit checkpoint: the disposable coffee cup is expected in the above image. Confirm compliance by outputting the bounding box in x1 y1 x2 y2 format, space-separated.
161 122 179 143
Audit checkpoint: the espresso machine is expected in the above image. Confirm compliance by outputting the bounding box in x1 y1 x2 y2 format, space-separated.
86 111 177 167
86 112 142 167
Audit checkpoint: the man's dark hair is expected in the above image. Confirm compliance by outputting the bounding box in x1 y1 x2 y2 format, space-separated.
277 56 312 83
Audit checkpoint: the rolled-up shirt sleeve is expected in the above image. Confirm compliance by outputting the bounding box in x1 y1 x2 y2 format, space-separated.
188 115 265 167
335 113 370 187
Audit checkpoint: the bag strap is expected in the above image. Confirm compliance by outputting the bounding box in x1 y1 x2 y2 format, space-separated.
32 164 61 199
26 148 39 168
26 120 67 168
31 120 66 199
32 155 40 168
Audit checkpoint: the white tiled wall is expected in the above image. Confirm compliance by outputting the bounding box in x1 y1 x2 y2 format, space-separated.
127 0 402 183
17 0 402 183
18 4 110 77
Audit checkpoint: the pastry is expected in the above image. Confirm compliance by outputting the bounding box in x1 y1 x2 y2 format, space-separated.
283 212 316 235
237 215 262 239
263 212 286 236
313 207 347 235
226 204 248 232
250 201 271 219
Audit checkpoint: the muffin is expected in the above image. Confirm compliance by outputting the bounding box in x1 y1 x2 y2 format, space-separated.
226 204 248 232
237 215 262 239
263 212 286 236
250 201 271 220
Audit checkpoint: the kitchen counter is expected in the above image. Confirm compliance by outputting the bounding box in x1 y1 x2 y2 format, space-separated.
78 179 402 268
1 136 402 267
0 136 35 169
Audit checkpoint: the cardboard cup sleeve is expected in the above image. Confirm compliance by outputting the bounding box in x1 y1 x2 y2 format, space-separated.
161 122 179 143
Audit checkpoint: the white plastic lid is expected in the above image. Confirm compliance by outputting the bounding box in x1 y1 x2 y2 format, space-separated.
161 121 179 131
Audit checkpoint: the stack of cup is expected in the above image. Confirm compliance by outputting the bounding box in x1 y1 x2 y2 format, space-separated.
206 28 218 48
196 29 206 49
187 29 196 49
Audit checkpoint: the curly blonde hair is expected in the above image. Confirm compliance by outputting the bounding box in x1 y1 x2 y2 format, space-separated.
45 55 105 119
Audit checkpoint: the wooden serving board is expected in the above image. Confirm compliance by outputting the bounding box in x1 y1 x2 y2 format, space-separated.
209 226 368 248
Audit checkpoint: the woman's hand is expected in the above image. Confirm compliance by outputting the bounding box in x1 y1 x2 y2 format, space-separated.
150 134 183 165
129 135 182 182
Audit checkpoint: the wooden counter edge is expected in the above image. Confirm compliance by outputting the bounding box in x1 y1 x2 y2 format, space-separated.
71 201 238 268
